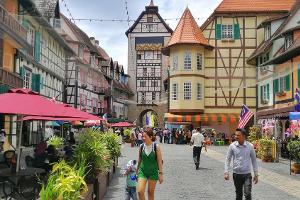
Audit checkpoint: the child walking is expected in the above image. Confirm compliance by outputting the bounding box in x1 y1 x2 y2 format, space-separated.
124 160 138 200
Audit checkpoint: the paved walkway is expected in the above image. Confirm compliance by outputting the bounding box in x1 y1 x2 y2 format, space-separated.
104 143 300 200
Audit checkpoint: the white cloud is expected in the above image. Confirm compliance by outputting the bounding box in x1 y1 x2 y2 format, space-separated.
60 0 222 73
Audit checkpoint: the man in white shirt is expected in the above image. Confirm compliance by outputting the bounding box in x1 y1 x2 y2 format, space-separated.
190 127 207 170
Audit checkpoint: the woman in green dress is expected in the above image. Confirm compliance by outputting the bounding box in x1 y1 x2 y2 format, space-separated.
136 127 163 200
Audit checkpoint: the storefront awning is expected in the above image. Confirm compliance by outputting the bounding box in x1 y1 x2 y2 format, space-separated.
164 113 239 123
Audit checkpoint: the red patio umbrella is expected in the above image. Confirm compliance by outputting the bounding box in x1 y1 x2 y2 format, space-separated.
111 122 134 127
0 88 100 171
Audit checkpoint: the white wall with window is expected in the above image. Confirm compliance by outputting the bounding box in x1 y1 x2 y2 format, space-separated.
284 35 293 50
196 53 202 70
183 82 191 100
197 83 203 100
172 55 178 70
184 52 192 70
258 81 273 107
172 83 178 100
221 24 233 39
264 25 271 41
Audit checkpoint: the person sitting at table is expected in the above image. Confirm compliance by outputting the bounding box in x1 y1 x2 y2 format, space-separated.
45 145 59 172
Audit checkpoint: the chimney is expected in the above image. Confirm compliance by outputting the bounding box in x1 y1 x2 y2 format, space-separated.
90 37 95 45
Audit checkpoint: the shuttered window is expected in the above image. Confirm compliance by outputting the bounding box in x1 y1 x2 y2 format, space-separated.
234 24 240 39
31 74 41 93
273 79 279 94
215 24 221 40
261 84 270 103
34 31 41 62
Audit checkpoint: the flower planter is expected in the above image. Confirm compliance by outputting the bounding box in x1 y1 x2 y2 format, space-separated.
82 183 94 200
96 172 108 200
291 163 300 174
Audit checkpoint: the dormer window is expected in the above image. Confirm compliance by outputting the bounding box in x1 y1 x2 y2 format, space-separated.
264 25 271 41
284 34 293 50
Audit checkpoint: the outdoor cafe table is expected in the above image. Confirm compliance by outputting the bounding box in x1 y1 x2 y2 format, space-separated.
0 167 45 199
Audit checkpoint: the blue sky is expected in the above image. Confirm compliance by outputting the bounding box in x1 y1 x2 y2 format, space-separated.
60 0 222 73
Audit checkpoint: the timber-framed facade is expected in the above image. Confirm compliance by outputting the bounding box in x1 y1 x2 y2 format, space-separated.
126 1 172 126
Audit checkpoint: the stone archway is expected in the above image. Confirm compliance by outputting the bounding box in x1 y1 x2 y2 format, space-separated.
139 109 159 127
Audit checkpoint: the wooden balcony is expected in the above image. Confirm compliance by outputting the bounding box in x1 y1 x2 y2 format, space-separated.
0 4 27 45
0 68 23 88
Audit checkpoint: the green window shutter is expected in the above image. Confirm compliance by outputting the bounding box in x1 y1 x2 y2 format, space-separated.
234 24 240 39
273 79 279 94
34 31 41 62
0 85 10 94
215 24 221 40
260 86 263 103
298 67 300 88
267 84 270 100
22 18 29 30
31 73 36 91
35 74 41 93
285 74 290 91
19 66 25 78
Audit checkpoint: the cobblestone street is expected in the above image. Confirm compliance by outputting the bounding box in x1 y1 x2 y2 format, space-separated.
105 143 300 200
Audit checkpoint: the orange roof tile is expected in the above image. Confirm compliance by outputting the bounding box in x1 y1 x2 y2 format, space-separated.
167 8 210 48
215 0 296 13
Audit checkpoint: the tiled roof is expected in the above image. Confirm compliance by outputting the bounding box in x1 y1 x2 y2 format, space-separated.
61 14 100 55
215 0 296 13
167 8 211 48
97 46 110 61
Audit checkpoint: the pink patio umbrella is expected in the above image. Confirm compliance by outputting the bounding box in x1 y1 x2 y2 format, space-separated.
110 122 134 127
0 88 100 171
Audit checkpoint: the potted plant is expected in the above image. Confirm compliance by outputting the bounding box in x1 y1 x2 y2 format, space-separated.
47 136 64 149
73 129 112 200
100 132 121 181
257 138 274 162
124 129 131 143
39 160 87 200
287 140 300 174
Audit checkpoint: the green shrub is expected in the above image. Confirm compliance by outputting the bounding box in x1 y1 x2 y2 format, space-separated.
47 136 64 149
287 140 300 163
257 138 274 162
100 131 121 158
124 129 131 138
40 160 87 200
74 129 111 178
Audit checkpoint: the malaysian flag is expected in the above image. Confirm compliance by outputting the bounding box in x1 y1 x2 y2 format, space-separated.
295 88 300 112
238 105 254 128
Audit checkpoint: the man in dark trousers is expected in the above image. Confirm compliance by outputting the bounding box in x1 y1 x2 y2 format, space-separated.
190 127 207 170
224 128 259 200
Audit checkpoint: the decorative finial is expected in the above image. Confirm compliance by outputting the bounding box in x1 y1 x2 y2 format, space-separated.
150 0 154 6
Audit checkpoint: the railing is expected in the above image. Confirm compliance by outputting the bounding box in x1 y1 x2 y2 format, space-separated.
0 68 23 88
0 4 27 40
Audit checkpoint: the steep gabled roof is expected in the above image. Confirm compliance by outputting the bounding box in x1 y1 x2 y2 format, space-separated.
248 0 300 64
215 0 296 13
201 0 296 30
167 8 211 48
61 14 100 55
125 1 172 36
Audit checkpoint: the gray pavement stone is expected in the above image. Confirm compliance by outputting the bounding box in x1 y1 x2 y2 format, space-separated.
104 143 300 200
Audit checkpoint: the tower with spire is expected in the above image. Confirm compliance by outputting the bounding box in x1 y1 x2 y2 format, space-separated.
126 1 173 127
163 7 213 117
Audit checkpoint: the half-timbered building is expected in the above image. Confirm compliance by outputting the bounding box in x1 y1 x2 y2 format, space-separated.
249 1 300 138
200 0 296 135
126 0 172 126
164 0 296 135
58 14 110 115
